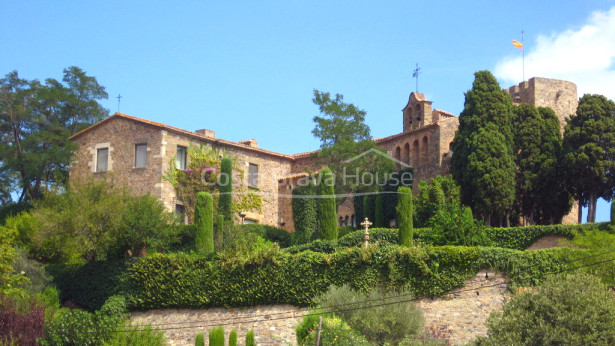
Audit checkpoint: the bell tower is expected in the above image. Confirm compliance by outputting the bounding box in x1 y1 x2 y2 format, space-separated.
402 92 433 132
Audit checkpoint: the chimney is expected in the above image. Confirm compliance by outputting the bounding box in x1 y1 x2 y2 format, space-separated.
239 139 258 148
195 129 215 138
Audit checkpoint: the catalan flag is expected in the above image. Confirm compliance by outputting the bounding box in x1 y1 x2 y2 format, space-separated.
512 40 523 49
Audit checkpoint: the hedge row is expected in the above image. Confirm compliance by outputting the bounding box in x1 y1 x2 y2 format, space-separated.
329 223 608 251
51 245 594 311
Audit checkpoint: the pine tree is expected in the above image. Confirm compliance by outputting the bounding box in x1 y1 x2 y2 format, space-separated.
291 183 318 244
194 192 214 254
218 157 233 220
397 186 414 247
375 194 384 227
318 167 338 241
451 71 515 225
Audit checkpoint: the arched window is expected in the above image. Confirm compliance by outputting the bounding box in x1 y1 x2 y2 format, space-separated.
394 146 401 169
420 136 429 164
402 143 410 165
411 140 419 166
344 215 349 226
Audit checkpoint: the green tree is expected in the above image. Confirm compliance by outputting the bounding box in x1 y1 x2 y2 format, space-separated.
513 105 572 224
208 326 224 346
563 94 615 223
397 186 414 247
374 194 384 227
475 273 615 345
291 183 318 244
311 90 394 197
465 125 516 226
0 68 108 203
245 330 255 346
415 175 461 227
362 194 375 224
451 71 515 226
218 157 233 220
194 192 214 254
318 167 338 241
381 167 414 226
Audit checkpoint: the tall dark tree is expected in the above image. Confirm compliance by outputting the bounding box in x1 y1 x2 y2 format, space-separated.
450 71 515 225
218 157 233 220
513 105 572 224
0 67 108 203
318 167 338 241
415 175 461 228
563 94 615 223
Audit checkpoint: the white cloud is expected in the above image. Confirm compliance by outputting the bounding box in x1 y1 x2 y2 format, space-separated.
495 6 615 101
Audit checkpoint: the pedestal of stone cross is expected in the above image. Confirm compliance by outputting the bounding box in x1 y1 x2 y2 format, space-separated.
360 217 373 248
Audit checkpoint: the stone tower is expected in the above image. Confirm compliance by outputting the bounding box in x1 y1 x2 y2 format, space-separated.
507 77 578 132
402 92 434 132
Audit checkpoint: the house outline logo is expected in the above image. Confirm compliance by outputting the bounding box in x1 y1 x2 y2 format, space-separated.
343 148 411 168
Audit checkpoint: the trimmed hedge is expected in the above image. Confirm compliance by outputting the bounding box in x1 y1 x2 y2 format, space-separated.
234 224 292 248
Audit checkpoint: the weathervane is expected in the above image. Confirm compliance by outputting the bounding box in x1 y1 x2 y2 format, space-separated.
412 63 421 92
116 94 122 113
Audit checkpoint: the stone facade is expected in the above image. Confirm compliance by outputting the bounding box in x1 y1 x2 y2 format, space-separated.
69 77 580 230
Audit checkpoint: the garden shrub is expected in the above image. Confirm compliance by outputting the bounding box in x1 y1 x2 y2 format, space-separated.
245 330 255 346
337 228 402 247
292 183 318 245
0 201 32 225
234 224 292 248
195 333 205 346
194 192 214 254
40 308 121 346
228 328 237 346
425 204 492 246
11 248 52 293
47 259 129 311
337 225 355 239
474 273 615 345
284 239 338 254
99 295 128 317
297 314 371 346
102 324 166 346
315 285 424 345
0 295 45 346
208 326 224 346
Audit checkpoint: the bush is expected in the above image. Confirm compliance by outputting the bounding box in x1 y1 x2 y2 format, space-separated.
0 295 45 346
40 308 121 346
292 183 318 245
209 326 224 346
99 295 128 317
475 273 615 345
11 248 52 293
284 239 338 254
425 204 492 246
0 202 32 225
102 324 166 346
315 285 424 345
245 330 255 346
337 228 401 247
297 314 371 346
234 224 292 248
194 192 214 254
337 226 355 239
195 333 204 346
112 194 179 258
228 329 237 346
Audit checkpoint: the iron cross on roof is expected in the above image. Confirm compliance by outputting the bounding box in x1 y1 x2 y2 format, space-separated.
412 63 421 92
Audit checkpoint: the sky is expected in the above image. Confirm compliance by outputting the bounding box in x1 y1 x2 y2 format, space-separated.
1 1 614 222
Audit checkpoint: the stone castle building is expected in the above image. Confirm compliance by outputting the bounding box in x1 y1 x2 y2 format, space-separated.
68 77 579 230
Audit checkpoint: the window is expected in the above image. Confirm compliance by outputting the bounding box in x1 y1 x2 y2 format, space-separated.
135 144 147 168
175 204 186 224
176 146 187 170
96 148 109 172
248 163 258 187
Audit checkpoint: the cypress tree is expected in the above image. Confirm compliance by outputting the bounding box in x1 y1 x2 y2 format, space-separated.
375 194 384 227
397 186 414 247
228 329 238 346
194 192 214 254
209 327 224 346
195 333 205 346
451 70 515 225
218 157 233 220
318 167 338 240
353 194 364 229
216 214 225 250
245 330 256 346
292 183 318 244
362 195 374 224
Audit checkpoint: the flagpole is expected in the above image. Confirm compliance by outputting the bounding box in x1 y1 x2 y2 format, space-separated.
522 30 525 82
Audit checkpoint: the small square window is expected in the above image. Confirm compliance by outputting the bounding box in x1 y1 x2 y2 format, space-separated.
96 148 109 172
176 146 187 170
135 144 147 168
248 163 258 188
